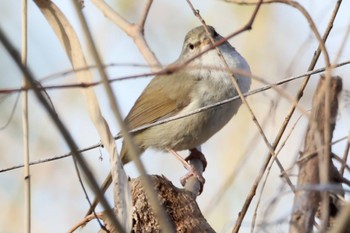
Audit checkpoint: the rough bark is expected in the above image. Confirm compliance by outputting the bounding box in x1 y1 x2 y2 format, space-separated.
100 175 215 233
289 76 343 233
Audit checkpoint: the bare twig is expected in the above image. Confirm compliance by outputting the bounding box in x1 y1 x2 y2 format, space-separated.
226 0 342 231
1 60 349 95
71 0 135 230
191 0 298 197
0 25 125 233
3 66 350 175
188 0 297 221
0 142 102 173
2 133 348 178
187 0 263 194
91 0 161 69
339 135 350 176
289 76 342 233
68 212 103 233
251 113 307 232
139 0 153 29
21 0 31 232
3 3 129 230
332 13 350 66
334 14 350 177
0 92 20 130
203 111 272 216
77 1 174 231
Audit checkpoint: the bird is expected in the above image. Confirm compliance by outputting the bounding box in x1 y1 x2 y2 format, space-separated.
87 25 251 215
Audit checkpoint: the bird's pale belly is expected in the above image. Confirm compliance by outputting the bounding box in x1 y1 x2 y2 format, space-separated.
138 99 241 151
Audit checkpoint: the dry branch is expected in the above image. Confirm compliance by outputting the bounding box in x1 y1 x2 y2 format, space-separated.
289 76 342 233
230 0 343 230
34 0 130 230
97 175 215 233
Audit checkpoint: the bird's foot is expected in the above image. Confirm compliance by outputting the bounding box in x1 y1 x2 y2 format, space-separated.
180 148 207 194
167 147 207 195
180 167 206 190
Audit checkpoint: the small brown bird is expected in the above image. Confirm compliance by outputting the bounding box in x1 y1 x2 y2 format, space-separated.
87 25 251 215
120 25 250 162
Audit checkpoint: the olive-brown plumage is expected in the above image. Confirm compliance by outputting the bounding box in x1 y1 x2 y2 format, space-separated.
120 25 251 163
87 25 251 215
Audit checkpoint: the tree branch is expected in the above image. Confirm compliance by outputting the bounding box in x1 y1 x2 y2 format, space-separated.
289 76 342 233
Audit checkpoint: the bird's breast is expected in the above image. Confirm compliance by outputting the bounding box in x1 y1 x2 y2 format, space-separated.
138 45 251 151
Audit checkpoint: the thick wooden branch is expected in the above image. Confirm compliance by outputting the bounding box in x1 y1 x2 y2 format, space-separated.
289 76 342 233
99 175 215 233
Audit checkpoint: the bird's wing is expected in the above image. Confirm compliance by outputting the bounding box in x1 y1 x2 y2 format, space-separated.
125 71 196 130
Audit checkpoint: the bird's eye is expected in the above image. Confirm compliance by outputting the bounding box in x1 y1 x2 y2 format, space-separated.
188 43 194 50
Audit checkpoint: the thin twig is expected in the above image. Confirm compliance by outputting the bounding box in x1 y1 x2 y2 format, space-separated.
91 0 161 69
191 0 298 196
68 212 103 233
187 0 266 194
340 135 350 176
77 1 174 231
333 152 350 175
0 25 124 233
227 0 341 231
250 113 306 232
0 142 102 173
35 0 128 230
203 110 272 217
290 77 342 233
334 13 350 177
3 67 350 175
1 132 348 184
1 59 349 97
139 0 153 29
187 1 298 227
0 92 20 130
21 0 31 232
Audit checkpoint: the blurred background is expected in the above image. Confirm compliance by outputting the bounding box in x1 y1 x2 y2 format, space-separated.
1 0 350 232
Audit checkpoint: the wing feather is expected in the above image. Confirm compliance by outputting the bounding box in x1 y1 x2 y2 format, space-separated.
125 71 196 129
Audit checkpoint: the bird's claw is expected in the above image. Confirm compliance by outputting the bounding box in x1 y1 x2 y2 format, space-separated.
180 148 207 194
